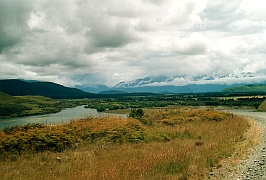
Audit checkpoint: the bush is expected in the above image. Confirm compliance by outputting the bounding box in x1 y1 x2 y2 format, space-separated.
0 118 149 156
129 108 145 119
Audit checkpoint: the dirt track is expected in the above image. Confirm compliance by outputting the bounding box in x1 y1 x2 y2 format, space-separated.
222 110 266 180
229 111 266 180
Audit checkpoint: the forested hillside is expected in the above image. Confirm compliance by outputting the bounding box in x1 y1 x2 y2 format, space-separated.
0 79 93 99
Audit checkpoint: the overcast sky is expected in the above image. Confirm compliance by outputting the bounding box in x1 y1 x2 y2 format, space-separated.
1 0 266 87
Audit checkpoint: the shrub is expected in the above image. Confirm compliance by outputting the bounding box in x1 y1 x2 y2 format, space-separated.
129 108 145 119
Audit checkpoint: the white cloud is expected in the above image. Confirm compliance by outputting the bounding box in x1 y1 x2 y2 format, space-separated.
171 32 210 54
0 0 266 87
240 0 266 20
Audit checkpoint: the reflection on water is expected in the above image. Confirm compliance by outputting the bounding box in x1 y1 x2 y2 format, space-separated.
0 106 127 130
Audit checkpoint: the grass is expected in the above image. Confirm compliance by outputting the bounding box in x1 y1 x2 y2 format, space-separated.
0 92 24 103
258 99 266 111
222 84 266 93
15 96 60 115
15 95 56 103
208 118 261 179
0 108 254 179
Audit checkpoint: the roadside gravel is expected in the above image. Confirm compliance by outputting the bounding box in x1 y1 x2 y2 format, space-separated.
231 110 266 180
209 110 266 180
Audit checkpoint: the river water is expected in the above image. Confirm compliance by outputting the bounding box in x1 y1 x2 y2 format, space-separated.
0 106 127 130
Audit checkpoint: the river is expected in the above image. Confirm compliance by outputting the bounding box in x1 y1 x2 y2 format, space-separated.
0 106 127 130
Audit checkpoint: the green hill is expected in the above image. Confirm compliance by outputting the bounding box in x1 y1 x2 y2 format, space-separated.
0 92 76 118
0 91 25 104
99 90 128 94
0 92 31 117
0 79 94 99
222 84 266 94
258 99 266 111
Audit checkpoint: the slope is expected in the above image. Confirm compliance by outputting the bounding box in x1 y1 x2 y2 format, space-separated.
0 79 94 99
222 84 266 94
258 99 266 111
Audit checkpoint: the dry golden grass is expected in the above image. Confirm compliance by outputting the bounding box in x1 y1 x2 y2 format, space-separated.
0 108 253 180
208 118 262 179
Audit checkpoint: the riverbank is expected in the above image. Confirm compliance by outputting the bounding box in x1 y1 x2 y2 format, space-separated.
0 106 127 130
0 94 85 119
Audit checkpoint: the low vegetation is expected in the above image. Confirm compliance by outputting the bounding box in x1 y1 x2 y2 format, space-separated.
1 89 264 118
0 108 252 179
258 99 266 111
85 95 265 112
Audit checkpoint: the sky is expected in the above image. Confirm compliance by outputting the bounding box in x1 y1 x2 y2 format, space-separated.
1 0 266 88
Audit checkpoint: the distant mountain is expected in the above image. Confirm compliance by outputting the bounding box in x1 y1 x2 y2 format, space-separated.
78 82 244 94
18 79 41 83
77 75 258 94
3 77 266 99
0 79 94 99
75 84 110 93
222 84 266 94
115 76 170 88
112 75 266 93
99 90 128 94
114 84 240 93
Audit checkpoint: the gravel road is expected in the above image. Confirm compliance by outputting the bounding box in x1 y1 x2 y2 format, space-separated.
228 110 266 180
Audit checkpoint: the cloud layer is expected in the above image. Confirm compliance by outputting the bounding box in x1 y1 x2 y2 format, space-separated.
1 0 266 87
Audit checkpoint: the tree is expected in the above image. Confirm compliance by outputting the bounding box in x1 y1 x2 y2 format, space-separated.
129 108 144 119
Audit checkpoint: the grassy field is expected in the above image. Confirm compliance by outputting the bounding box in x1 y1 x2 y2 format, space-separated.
0 108 256 180
0 92 57 118
15 96 57 115
0 92 23 103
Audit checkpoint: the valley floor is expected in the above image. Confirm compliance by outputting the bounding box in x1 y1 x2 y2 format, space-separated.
0 108 257 179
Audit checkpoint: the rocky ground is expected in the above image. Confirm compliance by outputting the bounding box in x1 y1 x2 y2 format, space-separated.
233 112 266 180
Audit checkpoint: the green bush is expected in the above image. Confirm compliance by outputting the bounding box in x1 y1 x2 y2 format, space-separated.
129 108 145 119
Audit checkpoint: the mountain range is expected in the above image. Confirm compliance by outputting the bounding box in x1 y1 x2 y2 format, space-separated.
76 75 260 94
1 77 266 99
0 79 155 99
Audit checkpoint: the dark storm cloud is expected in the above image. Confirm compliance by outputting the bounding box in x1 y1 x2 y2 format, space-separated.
0 0 33 52
88 21 136 48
